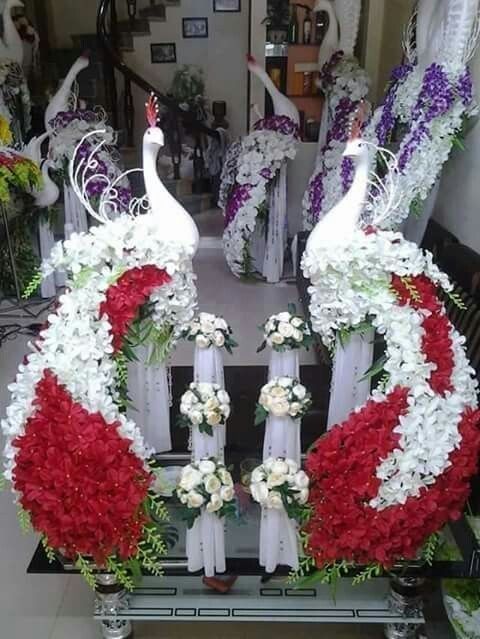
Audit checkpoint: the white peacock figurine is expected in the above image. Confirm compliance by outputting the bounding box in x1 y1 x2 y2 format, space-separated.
246 53 300 125
44 53 90 129
0 0 24 65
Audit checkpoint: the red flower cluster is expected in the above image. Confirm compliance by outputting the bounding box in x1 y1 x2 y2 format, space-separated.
100 265 171 352
306 388 480 566
391 274 454 395
13 371 151 565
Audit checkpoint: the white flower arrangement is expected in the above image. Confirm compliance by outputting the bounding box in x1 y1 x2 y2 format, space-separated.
2 211 198 481
258 306 312 353
255 377 312 424
183 312 238 353
250 457 309 521
222 127 298 278
178 383 231 436
302 228 478 509
176 457 236 528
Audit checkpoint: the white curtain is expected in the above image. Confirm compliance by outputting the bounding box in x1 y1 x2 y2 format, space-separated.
268 350 299 379
259 508 299 573
127 343 172 453
263 164 288 284
327 330 374 430
193 345 225 451
191 425 224 462
186 511 226 577
263 415 301 466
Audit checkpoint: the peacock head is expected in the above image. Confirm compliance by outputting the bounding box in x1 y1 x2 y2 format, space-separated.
343 101 368 158
144 94 164 147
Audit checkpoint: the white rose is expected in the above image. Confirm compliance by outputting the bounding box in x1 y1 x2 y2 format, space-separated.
179 467 203 491
294 470 310 489
263 458 275 472
267 472 286 488
180 403 189 416
214 317 228 331
179 492 188 504
278 322 294 338
291 317 303 328
251 467 265 483
293 329 303 342
267 491 283 509
277 312 291 322
200 318 215 334
293 384 306 400
251 481 269 504
204 474 222 494
272 460 289 476
217 390 230 404
214 331 225 347
286 459 299 475
182 390 197 405
195 334 210 349
269 385 288 398
205 397 220 411
220 403 231 419
289 402 302 417
198 459 216 475
206 493 223 513
297 488 309 505
206 411 222 426
189 322 200 335
218 468 233 486
270 332 284 345
187 491 205 509
190 410 203 426
220 485 234 502
269 399 290 417
278 377 291 388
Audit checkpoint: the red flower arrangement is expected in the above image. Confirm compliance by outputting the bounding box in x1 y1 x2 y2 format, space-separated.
305 273 480 568
100 265 171 351
13 371 151 565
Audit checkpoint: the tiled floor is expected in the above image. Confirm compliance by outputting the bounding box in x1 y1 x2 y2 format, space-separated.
0 214 454 638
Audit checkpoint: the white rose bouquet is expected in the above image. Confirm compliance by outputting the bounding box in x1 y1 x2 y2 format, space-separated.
250 457 310 522
255 377 312 425
178 383 231 435
176 458 237 528
258 305 313 353
183 312 238 354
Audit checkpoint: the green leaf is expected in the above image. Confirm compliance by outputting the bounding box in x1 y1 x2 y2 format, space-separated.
358 354 387 383
254 404 268 426
256 340 267 353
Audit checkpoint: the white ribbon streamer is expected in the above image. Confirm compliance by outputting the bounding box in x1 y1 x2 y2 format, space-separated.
186 511 226 577
193 345 226 452
38 219 56 298
327 330 374 430
259 508 299 573
263 415 301 466
263 164 288 284
127 343 172 453
63 183 88 236
268 349 300 379
191 425 224 462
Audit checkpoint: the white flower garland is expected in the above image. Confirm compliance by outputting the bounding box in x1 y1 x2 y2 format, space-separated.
222 128 297 277
2 212 197 482
302 229 478 509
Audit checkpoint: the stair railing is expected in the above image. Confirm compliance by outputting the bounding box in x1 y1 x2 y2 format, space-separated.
97 0 219 184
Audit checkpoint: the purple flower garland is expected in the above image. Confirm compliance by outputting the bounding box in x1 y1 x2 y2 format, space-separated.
253 115 300 138
375 64 413 146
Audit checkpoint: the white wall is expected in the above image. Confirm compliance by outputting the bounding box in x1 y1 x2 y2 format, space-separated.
125 0 249 145
434 49 480 252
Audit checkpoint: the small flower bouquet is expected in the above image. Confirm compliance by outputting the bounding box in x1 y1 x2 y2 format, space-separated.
183 312 238 353
258 306 312 353
177 458 237 528
250 457 310 521
255 377 311 425
178 383 231 435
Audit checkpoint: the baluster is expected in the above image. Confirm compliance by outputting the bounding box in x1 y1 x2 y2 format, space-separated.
192 132 205 194
104 0 119 130
126 0 137 26
124 77 135 147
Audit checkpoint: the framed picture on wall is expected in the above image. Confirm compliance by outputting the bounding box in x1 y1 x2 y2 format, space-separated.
150 43 177 63
213 0 241 12
182 17 209 39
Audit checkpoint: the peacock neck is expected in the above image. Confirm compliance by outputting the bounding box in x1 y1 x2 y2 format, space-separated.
3 2 22 62
343 150 369 223
322 4 340 55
